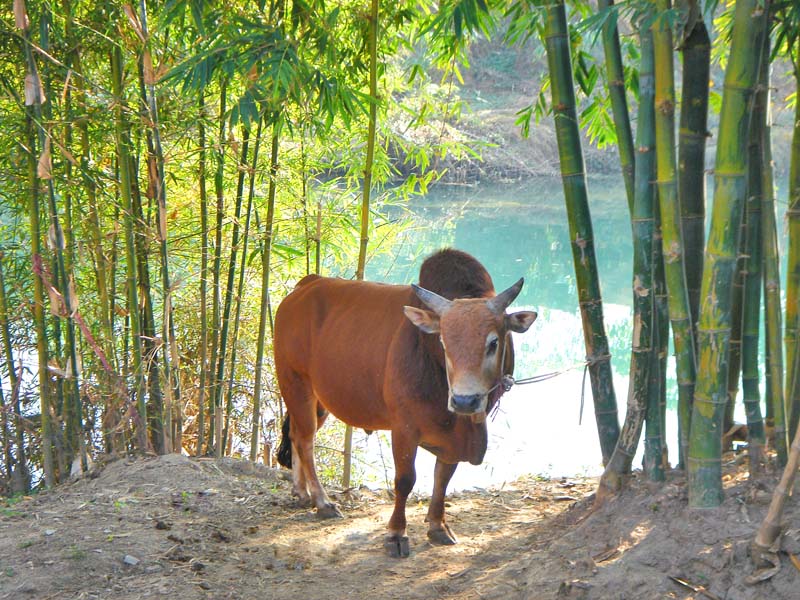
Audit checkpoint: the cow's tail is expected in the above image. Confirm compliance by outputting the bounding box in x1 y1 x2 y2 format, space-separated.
277 414 292 469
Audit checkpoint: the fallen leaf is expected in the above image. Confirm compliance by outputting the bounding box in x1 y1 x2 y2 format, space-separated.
790 553 800 573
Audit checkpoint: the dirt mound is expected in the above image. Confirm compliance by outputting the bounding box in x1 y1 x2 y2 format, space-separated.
0 454 796 599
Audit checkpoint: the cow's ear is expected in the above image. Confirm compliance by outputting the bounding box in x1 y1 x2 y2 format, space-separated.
506 310 537 333
404 306 440 333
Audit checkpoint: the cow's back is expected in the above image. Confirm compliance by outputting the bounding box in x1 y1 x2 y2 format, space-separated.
274 276 412 429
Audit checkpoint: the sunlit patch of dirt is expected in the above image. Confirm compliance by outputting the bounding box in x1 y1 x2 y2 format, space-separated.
0 454 797 599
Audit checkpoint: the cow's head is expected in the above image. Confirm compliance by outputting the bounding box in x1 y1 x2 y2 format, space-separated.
403 279 537 419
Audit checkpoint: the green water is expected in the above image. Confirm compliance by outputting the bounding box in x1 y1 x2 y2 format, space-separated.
358 176 660 488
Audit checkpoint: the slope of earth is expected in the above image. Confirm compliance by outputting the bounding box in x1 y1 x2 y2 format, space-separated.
0 454 797 600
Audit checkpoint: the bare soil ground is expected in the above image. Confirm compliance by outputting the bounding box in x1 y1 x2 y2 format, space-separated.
1 453 798 600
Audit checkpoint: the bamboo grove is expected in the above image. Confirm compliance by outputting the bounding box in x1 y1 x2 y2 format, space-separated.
1 0 800 521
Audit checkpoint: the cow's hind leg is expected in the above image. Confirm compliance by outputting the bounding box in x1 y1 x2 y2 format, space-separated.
290 403 343 519
426 458 458 545
385 428 418 558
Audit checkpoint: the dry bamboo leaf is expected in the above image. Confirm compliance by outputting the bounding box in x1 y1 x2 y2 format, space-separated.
592 547 621 564
60 70 72 105
24 73 43 106
44 283 66 318
14 0 29 30
47 359 67 378
37 138 52 180
159 203 167 241
51 136 79 167
143 50 155 85
122 5 146 42
790 554 800 572
47 223 65 251
67 275 79 316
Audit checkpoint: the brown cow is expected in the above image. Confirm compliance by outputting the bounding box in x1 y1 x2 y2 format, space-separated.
273 249 537 557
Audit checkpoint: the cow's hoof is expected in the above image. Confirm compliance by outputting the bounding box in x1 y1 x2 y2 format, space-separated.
427 523 457 546
316 503 343 519
384 535 410 558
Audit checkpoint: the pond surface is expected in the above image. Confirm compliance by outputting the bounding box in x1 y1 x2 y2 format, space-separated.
352 176 683 490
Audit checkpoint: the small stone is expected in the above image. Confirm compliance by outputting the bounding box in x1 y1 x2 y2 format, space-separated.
122 555 140 566
155 520 171 531
190 561 206 572
43 529 55 536
198 581 211 590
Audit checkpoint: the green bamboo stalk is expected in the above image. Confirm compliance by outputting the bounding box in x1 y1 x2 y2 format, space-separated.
598 15 656 498
131 146 164 454
725 211 747 442
784 54 800 460
26 100 54 485
342 0 381 487
112 45 147 453
677 2 710 332
689 0 768 508
249 126 279 462
765 66 788 464
542 0 620 464
28 3 85 472
741 38 769 471
598 0 635 213
0 252 27 489
654 0 695 476
213 124 250 459
197 92 208 456
208 81 228 453
136 0 180 453
223 120 262 450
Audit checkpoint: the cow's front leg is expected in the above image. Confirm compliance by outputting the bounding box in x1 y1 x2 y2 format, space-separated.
385 428 418 558
426 458 458 545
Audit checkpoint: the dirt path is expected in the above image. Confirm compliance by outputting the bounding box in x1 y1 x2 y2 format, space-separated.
0 454 796 599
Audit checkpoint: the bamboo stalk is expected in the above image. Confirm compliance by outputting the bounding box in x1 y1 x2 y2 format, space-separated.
197 92 208 456
224 120 262 450
654 0 695 478
783 54 800 463
208 81 228 453
764 116 786 462
342 0 381 488
214 123 250 459
249 126 279 462
740 35 772 472
677 3 710 333
0 253 26 489
542 0 620 465
598 0 635 213
598 13 656 498
112 45 147 453
750 406 800 567
689 0 768 508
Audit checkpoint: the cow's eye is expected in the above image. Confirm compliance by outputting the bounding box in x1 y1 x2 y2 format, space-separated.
487 338 498 355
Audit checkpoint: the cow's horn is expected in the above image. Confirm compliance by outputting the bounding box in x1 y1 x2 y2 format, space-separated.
488 278 524 313
412 284 452 315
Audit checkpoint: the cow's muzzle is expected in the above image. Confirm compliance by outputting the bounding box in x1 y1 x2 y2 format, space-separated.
449 393 486 415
